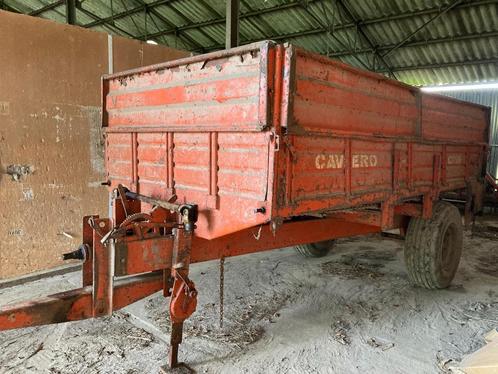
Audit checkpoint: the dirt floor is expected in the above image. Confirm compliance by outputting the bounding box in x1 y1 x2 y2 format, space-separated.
0 222 497 374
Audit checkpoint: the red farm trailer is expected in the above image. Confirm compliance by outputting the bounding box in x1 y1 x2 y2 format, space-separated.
0 41 490 369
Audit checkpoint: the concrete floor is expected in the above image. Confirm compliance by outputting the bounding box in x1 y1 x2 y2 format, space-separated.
0 224 497 374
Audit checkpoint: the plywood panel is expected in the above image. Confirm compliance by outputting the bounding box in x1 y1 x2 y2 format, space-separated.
0 10 189 279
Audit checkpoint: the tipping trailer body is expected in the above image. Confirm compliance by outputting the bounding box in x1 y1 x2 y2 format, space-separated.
103 41 489 238
0 41 490 370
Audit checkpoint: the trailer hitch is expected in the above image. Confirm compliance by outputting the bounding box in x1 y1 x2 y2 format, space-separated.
0 186 199 370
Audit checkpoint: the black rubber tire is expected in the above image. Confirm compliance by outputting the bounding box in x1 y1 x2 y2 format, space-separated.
295 240 336 258
404 201 463 289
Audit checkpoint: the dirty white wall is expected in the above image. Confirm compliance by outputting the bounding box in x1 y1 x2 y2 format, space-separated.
0 11 189 279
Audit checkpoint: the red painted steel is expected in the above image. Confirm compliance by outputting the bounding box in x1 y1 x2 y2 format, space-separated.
114 236 174 276
0 214 378 331
92 218 113 317
0 272 162 330
102 41 489 238
190 214 381 263
82 215 97 286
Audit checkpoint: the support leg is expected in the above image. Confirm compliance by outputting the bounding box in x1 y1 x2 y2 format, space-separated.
169 322 184 368
166 207 198 369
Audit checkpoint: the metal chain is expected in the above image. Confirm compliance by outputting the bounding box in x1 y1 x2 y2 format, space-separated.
219 257 225 329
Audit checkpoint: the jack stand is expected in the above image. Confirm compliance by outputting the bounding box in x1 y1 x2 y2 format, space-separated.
169 322 184 368
165 208 198 370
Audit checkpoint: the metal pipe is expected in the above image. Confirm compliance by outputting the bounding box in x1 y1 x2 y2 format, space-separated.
65 0 76 24
30 0 65 16
226 0 239 49
195 0 494 53
381 0 464 58
125 190 181 211
327 30 498 58
377 57 498 73
335 0 397 79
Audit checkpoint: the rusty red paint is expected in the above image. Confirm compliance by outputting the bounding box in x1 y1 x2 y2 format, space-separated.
114 236 174 276
102 41 487 240
82 215 97 287
0 289 93 330
169 274 197 324
0 273 162 331
190 214 381 263
92 218 113 317
112 272 163 310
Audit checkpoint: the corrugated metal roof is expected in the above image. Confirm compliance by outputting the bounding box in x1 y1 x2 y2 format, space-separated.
2 0 498 86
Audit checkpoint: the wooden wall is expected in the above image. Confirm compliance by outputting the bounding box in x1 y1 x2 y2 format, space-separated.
0 11 189 279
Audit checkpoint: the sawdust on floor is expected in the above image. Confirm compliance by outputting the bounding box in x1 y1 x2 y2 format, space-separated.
0 226 497 374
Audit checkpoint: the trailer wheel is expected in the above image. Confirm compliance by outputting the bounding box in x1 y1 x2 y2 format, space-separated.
295 240 336 258
404 201 463 289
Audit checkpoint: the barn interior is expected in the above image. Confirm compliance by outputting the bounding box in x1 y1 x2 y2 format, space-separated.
0 1 497 373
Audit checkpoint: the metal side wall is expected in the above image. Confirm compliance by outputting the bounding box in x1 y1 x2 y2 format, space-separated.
442 89 498 181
